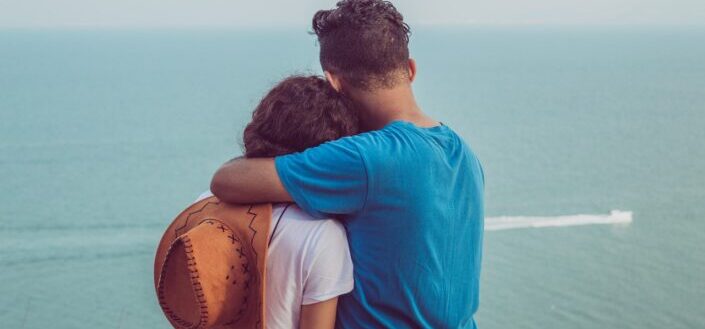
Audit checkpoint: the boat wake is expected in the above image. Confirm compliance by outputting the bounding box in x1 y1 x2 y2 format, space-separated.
485 210 633 231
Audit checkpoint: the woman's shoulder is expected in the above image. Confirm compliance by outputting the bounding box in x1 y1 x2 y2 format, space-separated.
271 203 348 247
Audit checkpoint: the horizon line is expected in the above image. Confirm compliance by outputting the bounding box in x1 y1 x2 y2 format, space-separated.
1 22 704 31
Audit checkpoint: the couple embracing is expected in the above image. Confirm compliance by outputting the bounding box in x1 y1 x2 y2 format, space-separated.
154 1 484 328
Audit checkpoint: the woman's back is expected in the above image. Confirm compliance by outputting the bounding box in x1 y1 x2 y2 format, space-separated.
266 203 353 328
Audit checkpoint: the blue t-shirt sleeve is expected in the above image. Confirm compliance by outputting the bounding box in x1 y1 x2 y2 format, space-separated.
274 137 368 219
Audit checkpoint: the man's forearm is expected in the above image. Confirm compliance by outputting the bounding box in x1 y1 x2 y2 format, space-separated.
210 157 293 204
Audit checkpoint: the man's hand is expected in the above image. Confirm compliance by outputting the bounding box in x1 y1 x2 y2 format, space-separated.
210 157 292 204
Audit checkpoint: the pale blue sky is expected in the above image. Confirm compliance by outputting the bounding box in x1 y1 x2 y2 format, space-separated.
1 0 703 28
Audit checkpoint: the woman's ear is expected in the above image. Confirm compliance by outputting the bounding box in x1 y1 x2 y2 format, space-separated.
324 71 343 92
408 58 417 83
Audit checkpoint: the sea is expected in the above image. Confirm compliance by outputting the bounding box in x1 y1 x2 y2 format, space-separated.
1 27 704 328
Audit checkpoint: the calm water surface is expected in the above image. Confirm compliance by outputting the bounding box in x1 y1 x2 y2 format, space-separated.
1 27 704 328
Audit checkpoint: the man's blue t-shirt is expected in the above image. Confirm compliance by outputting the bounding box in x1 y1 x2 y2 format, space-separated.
274 120 484 328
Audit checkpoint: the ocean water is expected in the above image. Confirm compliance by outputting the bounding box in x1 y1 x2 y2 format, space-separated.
1 27 704 328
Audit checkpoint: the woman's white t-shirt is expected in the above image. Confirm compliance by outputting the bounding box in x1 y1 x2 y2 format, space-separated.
195 192 354 329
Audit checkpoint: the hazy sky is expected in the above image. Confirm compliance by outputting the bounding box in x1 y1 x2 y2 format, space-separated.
1 0 703 28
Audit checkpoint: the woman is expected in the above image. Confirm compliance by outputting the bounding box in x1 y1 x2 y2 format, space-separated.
196 75 358 329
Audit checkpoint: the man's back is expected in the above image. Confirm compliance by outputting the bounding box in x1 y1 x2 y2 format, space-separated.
275 120 484 328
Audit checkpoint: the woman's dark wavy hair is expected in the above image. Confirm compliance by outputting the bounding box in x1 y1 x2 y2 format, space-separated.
312 0 411 90
243 75 359 158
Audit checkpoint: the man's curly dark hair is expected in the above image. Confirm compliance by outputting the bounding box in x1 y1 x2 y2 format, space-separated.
312 0 411 90
243 75 359 158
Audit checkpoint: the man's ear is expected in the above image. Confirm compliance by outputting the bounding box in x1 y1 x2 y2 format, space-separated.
324 70 343 92
408 58 417 83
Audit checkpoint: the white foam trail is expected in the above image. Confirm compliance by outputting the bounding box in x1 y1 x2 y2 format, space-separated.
485 210 633 231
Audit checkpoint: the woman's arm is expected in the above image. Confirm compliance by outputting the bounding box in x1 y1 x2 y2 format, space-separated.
297 220 353 329
299 297 339 329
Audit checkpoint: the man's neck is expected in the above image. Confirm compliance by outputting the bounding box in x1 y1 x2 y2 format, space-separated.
346 84 439 131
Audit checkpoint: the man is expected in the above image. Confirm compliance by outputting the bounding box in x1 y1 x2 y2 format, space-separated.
211 1 485 328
